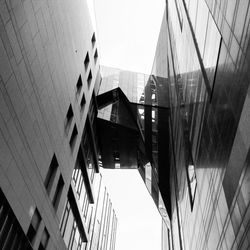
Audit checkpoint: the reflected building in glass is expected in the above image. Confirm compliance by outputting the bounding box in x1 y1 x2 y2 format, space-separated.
159 0 250 249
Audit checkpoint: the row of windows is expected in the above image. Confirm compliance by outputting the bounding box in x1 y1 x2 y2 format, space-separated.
0 189 33 250
83 32 98 89
27 208 50 250
60 200 86 250
65 33 99 154
60 33 99 247
65 104 79 151
44 154 65 212
72 159 90 219
82 128 96 183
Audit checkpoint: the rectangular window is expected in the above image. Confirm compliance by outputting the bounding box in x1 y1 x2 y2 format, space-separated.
60 199 84 249
44 154 58 195
66 105 74 123
84 52 90 71
69 124 78 149
91 33 96 47
65 104 74 134
76 75 83 93
0 189 33 250
52 175 64 211
87 70 92 88
94 49 98 63
38 228 50 250
27 208 42 245
68 221 77 250
60 201 70 236
80 93 86 110
82 194 89 220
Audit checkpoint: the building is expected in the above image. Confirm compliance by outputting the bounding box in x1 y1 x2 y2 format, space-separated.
0 0 116 250
95 1 250 249
97 66 171 227
1 0 250 249
162 0 250 249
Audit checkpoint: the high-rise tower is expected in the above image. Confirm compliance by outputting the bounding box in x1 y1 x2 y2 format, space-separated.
0 0 117 249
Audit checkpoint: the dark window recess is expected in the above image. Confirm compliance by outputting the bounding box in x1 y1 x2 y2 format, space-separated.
60 200 70 236
38 228 50 250
76 75 83 93
87 70 92 87
91 33 96 47
44 154 58 195
65 104 74 130
52 175 64 211
84 52 90 70
69 124 78 149
27 208 42 245
94 49 98 63
80 93 86 109
0 189 33 250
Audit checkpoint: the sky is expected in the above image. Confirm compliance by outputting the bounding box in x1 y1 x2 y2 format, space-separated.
101 169 162 250
92 0 165 74
86 0 165 249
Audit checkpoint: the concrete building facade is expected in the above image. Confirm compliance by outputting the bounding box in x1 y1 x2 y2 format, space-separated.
0 0 116 249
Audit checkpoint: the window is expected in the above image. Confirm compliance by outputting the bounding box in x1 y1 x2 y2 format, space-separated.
65 105 74 133
27 208 41 245
84 52 90 71
89 95 97 123
82 193 89 220
52 175 64 211
82 129 96 182
87 70 92 87
38 228 50 250
66 105 74 123
69 124 78 149
115 163 120 169
44 154 58 195
94 49 98 63
76 75 83 93
91 33 96 47
60 201 70 236
80 93 86 110
60 200 84 250
0 189 33 250
68 221 77 250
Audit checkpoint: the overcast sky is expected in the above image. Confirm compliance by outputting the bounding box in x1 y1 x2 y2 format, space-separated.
92 0 165 74
87 0 165 249
100 169 162 250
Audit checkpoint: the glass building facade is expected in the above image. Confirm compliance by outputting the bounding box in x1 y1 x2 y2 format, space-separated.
162 0 250 249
